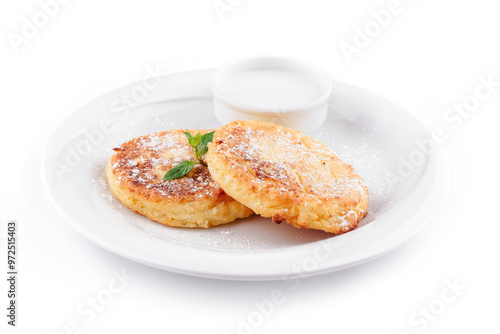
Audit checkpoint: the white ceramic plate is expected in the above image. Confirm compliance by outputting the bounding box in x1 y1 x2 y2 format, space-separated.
42 69 449 280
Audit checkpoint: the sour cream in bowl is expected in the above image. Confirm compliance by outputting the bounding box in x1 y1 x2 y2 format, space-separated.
212 57 332 132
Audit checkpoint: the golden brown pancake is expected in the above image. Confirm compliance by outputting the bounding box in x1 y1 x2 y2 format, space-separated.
206 120 369 234
106 129 253 228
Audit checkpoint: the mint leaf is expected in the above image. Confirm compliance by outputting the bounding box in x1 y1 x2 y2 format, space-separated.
184 131 201 148
192 133 202 147
196 145 208 157
163 131 215 181
197 131 215 155
163 161 195 180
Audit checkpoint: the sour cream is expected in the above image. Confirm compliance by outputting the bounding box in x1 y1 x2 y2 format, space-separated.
212 57 332 132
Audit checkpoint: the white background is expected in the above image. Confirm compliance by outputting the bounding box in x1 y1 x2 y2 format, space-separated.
1 0 499 333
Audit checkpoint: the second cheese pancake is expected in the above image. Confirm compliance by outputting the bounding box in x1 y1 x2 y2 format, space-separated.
206 120 369 234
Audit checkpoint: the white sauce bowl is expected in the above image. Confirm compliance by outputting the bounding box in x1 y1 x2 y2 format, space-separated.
212 57 332 133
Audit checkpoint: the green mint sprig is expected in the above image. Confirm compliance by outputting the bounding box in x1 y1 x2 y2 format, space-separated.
163 160 196 180
163 131 215 181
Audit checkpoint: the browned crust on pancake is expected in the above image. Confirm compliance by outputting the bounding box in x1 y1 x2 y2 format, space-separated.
206 120 369 234
108 129 226 203
106 129 253 227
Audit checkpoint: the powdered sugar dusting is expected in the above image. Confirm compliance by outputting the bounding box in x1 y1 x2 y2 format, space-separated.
109 130 223 200
85 99 416 251
214 122 367 200
314 129 403 222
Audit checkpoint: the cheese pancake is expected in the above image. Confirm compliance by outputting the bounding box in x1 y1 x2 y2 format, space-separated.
206 120 368 234
106 130 253 228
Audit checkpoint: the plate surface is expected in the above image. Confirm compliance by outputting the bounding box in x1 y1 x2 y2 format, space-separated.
42 69 449 280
